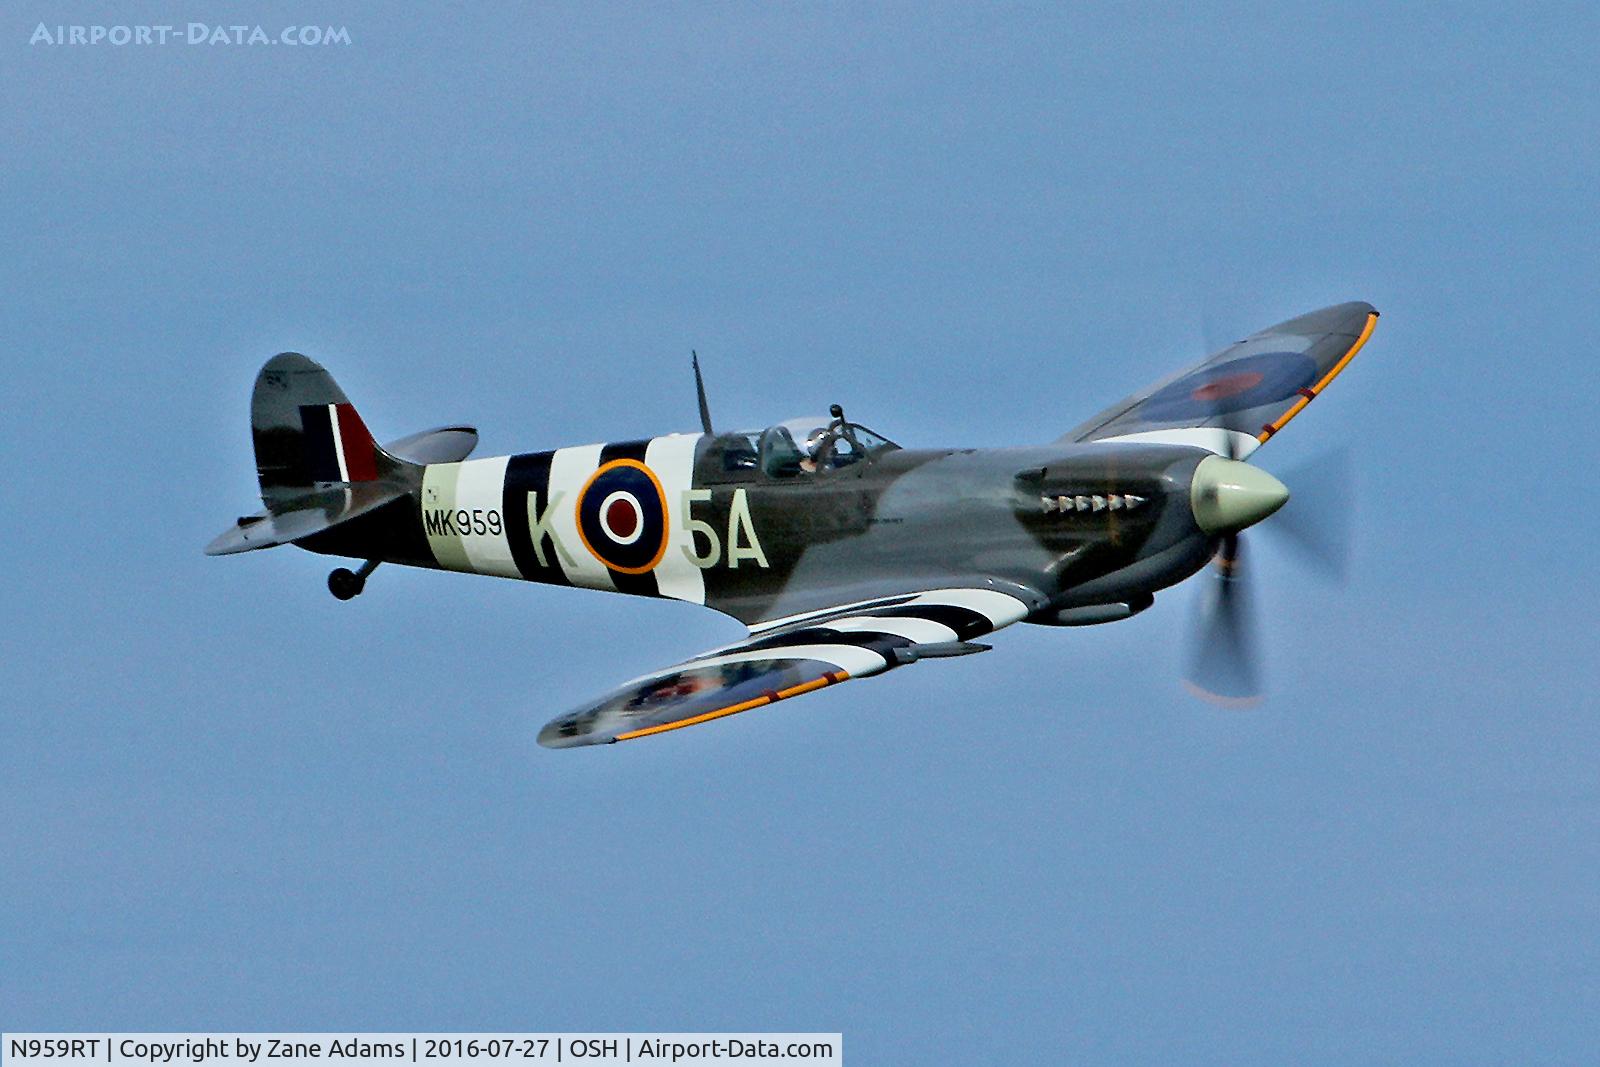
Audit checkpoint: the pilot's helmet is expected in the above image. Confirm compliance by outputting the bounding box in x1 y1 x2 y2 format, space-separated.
801 427 829 460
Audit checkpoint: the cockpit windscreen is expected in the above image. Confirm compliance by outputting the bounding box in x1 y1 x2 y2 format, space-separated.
711 416 898 478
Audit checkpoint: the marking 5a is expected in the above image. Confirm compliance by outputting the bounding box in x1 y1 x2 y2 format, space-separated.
508 486 768 572
681 487 768 570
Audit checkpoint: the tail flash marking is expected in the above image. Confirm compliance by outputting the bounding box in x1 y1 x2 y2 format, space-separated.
335 403 379 481
301 403 378 483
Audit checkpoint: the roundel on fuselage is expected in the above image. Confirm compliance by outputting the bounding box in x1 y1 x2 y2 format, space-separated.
575 459 669 574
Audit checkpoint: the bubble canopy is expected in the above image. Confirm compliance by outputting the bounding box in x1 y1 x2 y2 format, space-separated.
709 415 899 478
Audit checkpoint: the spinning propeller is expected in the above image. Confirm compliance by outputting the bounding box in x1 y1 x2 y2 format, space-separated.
1183 428 1354 707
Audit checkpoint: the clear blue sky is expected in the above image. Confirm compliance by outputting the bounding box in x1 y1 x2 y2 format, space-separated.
4 3 1597 1062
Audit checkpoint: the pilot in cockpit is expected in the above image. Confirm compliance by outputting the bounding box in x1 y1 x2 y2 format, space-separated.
744 412 898 479
798 426 829 474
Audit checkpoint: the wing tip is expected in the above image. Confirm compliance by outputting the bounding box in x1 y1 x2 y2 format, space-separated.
1254 307 1379 445
538 668 853 750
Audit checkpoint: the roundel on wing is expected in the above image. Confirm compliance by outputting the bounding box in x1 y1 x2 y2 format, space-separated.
575 459 669 574
1139 351 1320 421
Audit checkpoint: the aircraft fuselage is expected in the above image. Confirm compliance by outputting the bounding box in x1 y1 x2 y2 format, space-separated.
300 434 1224 627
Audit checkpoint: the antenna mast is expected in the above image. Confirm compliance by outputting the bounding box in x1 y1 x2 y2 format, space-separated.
692 351 714 435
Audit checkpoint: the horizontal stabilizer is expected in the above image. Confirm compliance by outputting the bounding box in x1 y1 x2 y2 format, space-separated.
205 480 409 556
383 425 478 465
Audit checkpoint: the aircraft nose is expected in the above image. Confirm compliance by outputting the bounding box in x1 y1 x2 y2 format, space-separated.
1190 456 1289 534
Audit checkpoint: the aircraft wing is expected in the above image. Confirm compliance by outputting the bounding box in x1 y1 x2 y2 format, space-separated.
537 587 1036 747
1063 301 1378 459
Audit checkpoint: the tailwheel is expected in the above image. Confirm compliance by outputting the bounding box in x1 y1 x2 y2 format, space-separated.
327 559 380 601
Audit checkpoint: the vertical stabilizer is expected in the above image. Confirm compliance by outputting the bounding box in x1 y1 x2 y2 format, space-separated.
251 352 394 505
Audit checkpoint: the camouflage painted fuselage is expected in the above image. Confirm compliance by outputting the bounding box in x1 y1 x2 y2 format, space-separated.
301 432 1220 627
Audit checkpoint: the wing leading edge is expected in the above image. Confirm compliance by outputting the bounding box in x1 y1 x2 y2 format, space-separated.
1064 301 1379 459
538 588 1035 748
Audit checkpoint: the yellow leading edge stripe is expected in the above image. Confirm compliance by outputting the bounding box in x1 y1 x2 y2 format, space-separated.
615 671 851 741
1256 311 1379 443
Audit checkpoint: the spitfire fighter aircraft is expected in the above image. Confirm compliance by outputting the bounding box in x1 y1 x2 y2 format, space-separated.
209 301 1378 747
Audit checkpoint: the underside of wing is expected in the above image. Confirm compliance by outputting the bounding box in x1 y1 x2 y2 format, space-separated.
1064 301 1378 458
538 650 865 748
538 587 1037 747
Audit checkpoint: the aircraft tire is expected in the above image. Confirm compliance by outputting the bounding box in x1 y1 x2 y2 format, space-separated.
328 567 364 600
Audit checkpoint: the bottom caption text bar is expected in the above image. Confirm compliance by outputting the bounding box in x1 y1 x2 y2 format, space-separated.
3 1036 841 1067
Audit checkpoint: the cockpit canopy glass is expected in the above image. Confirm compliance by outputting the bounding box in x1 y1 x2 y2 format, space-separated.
714 416 898 478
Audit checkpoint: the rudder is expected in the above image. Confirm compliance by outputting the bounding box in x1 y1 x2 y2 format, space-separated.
252 352 387 502
208 352 476 557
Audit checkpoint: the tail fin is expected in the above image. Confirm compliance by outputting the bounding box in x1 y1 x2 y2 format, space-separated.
204 352 414 555
208 352 479 557
252 352 395 502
